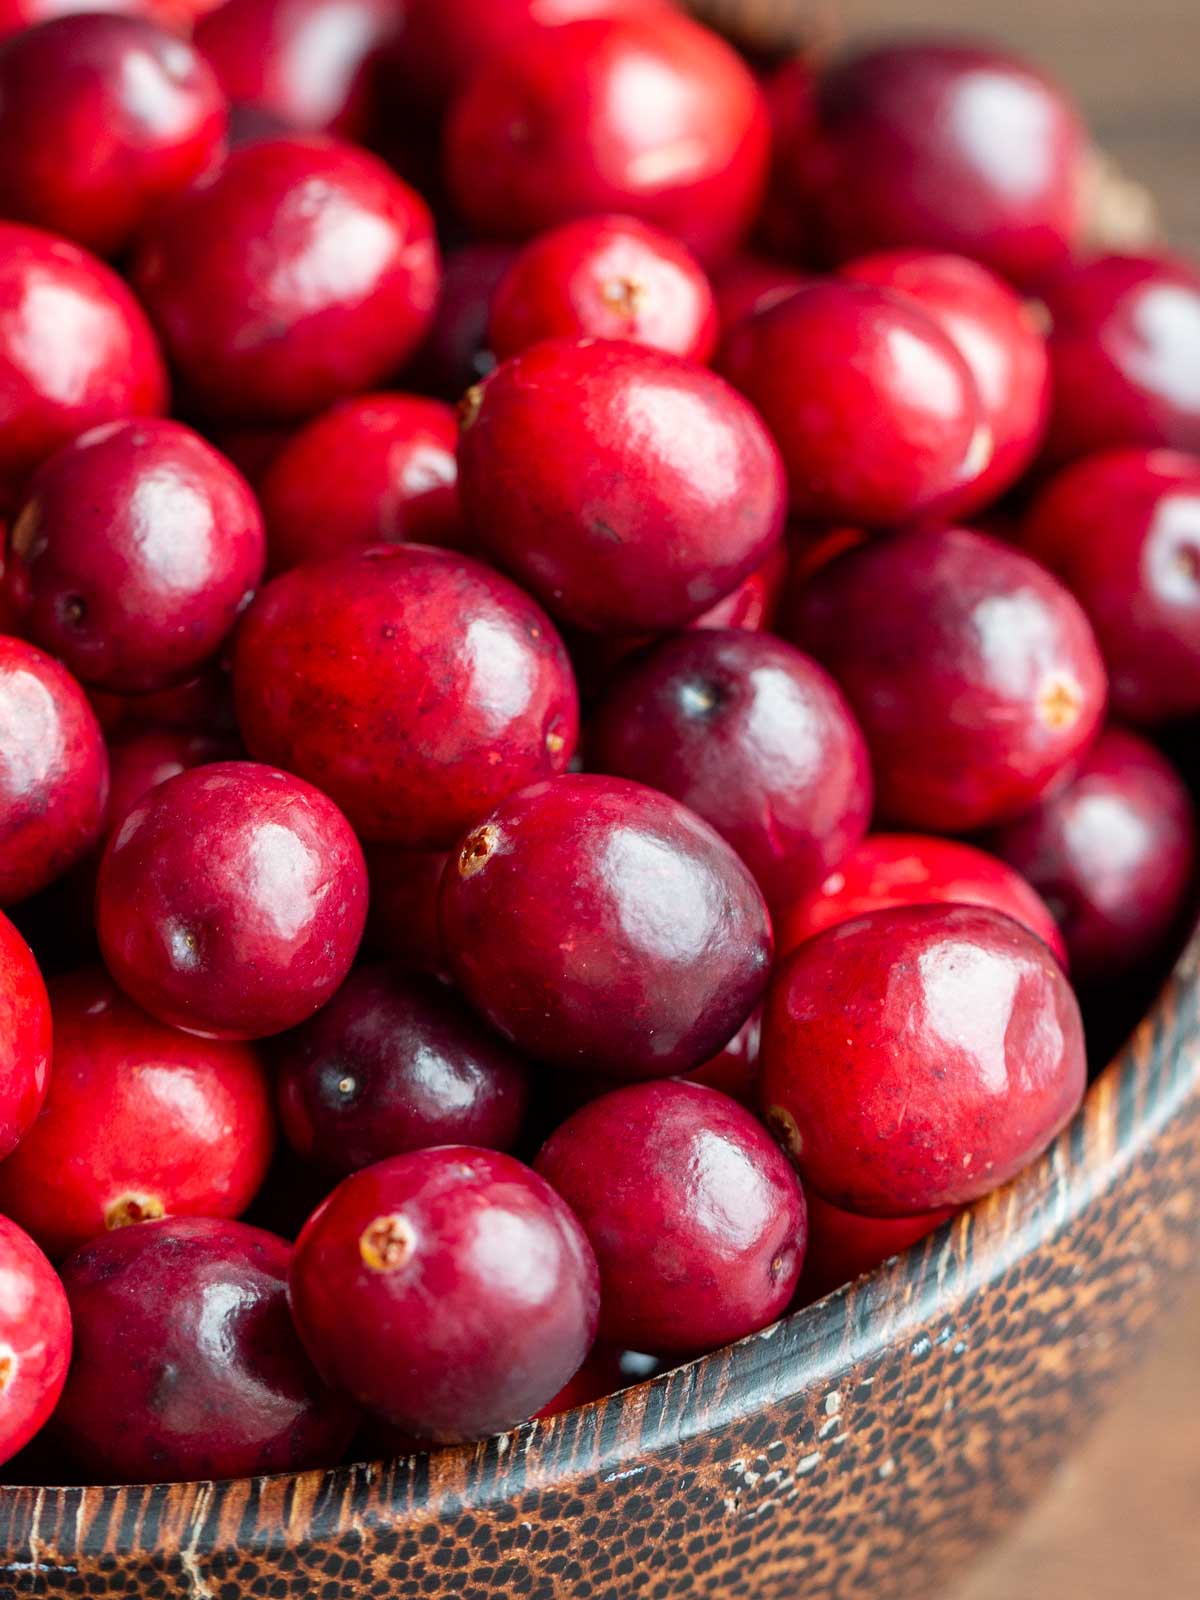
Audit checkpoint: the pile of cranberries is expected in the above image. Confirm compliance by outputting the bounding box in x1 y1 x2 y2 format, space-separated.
0 0 1196 1489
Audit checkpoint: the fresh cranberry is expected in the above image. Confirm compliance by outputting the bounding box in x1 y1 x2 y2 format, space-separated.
535 1345 654 1420
52 1217 356 1483
96 761 367 1039
779 523 869 600
589 629 871 912
1021 448 1200 724
799 1193 954 1304
711 253 807 333
91 660 237 740
439 774 772 1079
458 338 785 634
756 52 819 264
718 282 987 524
0 0 157 39
0 1215 70 1467
761 904 1086 1215
131 136 440 423
536 1079 805 1352
275 965 530 1176
289 1147 600 1440
786 526 1108 832
105 725 237 838
444 13 769 264
362 845 448 974
0 912 51 1159
205 423 291 487
234 545 578 846
686 1007 761 1107
407 242 517 401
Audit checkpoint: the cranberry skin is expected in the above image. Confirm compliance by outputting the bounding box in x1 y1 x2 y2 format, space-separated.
0 1215 70 1467
92 659 237 740
1021 448 1200 724
408 242 517 402
488 216 718 364
761 904 1086 1216
259 395 461 574
718 283 986 525
105 725 236 837
712 254 807 334
799 1192 954 1304
0 968 275 1259
787 526 1108 832
536 1080 806 1353
0 638 109 906
96 761 367 1040
362 845 447 974
445 14 769 264
131 136 440 424
289 1147 600 1440
0 0 157 39
234 545 578 847
440 774 773 1079
686 1007 761 1107
53 1217 356 1483
0 912 51 1159
590 630 871 912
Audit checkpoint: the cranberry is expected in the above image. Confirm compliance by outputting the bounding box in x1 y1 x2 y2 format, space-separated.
0 0 157 39
786 526 1108 832
799 1192 954 1304
0 1215 70 1467
439 774 772 1079
205 422 291 487
92 660 237 739
1021 448 1200 724
589 629 871 911
0 911 51 1159
289 1147 600 1440
407 242 517 401
52 1217 356 1482
686 1007 761 1107
96 761 367 1039
234 545 578 846
105 725 237 837
131 136 440 423
535 1345 651 1420
761 904 1086 1215
444 13 769 264
718 282 987 525
536 1079 806 1352
275 965 530 1176
458 338 785 634
362 845 448 974
711 253 807 333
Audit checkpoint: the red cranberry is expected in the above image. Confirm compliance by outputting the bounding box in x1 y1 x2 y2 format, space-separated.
536 1079 806 1353
52 1216 356 1482
131 136 440 423
205 422 291 487
439 774 772 1079
0 1215 70 1467
289 1147 600 1440
718 282 987 525
234 545 578 846
535 1345 651 1420
799 1192 954 1304
362 845 447 974
0 968 274 1259
686 1007 761 1107
786 526 1108 832
444 13 769 264
458 338 785 634
1021 448 1200 724
96 760 367 1039
407 241 517 401
756 53 819 263
0 0 158 39
589 629 871 912
91 660 237 740
105 725 237 838
712 253 807 333
761 904 1086 1215
0 911 51 1159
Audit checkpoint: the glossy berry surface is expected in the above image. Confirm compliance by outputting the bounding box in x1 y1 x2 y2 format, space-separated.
362 845 448 974
799 1192 954 1305
761 904 1086 1216
408 242 517 401
0 1215 71 1468
289 1147 600 1440
686 1007 762 1107
537 1079 805 1353
439 774 773 1079
104 725 237 838
0 911 51 1160
96 761 367 1039
234 545 578 846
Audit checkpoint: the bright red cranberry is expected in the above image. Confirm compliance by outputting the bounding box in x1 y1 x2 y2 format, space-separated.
0 637 109 906
96 761 366 1039
761 904 1086 1216
407 242 517 401
686 1007 761 1107
536 1079 805 1353
0 912 51 1159
0 0 157 39
718 282 987 525
444 13 769 264
234 545 578 846
589 629 871 912
52 1216 356 1482
131 136 440 423
259 394 461 574
458 338 785 634
0 1215 70 1467
1021 448 1200 724
289 1147 599 1440
488 215 718 363
0 968 275 1259
711 253 807 333
105 725 237 838
799 1192 954 1304
440 774 772 1079
786 526 1108 832
362 845 447 974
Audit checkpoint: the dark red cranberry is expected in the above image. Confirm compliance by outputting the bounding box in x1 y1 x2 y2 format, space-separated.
711 253 807 333
96 761 367 1039
761 904 1086 1215
439 774 772 1079
52 1217 356 1482
458 338 785 634
362 845 447 974
0 968 274 1259
535 1345 655 1420
0 1215 70 1467
91 660 237 740
105 725 237 838
799 1192 954 1304
786 526 1108 832
407 242 517 401
204 422 291 487
444 13 769 264
289 1147 600 1440
686 1007 761 1107
756 52 819 263
131 136 440 423
0 912 51 1159
536 1079 806 1353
